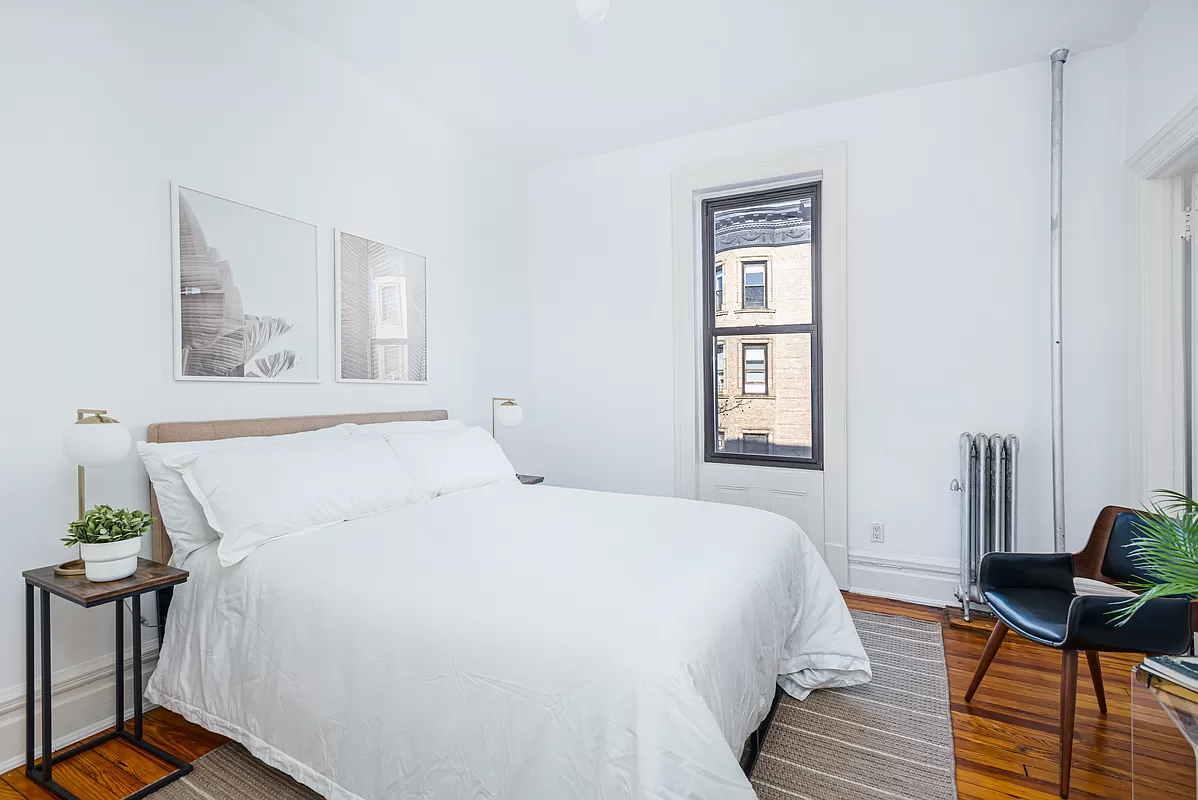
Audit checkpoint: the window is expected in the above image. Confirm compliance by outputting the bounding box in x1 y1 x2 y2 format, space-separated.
742 262 766 308
743 343 767 394
743 432 770 455
375 278 405 327
374 343 408 381
702 183 821 467
379 284 399 323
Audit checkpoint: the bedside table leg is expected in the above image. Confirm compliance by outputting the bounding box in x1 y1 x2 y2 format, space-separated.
132 595 143 740
39 588 52 784
25 584 34 776
115 601 124 733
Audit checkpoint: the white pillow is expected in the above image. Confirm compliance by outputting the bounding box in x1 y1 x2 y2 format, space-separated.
351 419 465 436
167 435 425 567
384 426 517 498
137 424 354 565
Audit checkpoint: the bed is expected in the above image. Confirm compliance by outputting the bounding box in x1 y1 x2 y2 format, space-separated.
142 410 870 800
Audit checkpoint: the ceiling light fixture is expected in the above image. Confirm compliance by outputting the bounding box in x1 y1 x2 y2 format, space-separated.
576 0 609 24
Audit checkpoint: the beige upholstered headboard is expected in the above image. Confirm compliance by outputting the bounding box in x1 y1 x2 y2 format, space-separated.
146 409 449 565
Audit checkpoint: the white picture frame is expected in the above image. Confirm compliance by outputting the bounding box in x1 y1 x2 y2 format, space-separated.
334 229 428 384
171 183 321 383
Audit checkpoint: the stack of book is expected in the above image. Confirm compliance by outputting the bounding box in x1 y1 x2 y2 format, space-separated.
1142 656 1198 703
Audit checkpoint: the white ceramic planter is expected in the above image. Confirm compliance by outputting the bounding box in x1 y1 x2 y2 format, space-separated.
79 537 142 582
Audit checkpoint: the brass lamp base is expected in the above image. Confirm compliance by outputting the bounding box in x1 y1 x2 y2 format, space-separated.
54 559 86 577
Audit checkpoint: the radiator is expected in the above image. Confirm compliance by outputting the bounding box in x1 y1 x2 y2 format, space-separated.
953 433 1019 621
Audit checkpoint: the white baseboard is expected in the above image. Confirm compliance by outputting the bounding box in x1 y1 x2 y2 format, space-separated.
847 550 959 607
0 642 159 774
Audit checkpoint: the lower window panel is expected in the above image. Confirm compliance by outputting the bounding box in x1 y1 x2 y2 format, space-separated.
712 332 814 461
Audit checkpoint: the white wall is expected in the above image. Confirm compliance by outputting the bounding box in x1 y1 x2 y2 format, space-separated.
1126 0 1198 156
525 46 1131 598
0 0 528 764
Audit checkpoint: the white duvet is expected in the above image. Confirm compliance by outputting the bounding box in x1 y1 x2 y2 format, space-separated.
147 484 870 800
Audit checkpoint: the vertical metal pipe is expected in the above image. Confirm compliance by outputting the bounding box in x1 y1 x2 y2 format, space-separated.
1050 48 1068 553
1008 435 1020 551
957 433 971 619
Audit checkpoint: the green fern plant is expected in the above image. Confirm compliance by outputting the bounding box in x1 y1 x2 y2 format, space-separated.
1112 489 1198 624
62 505 154 547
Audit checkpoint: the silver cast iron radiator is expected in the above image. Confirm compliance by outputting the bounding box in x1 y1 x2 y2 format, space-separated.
952 433 1019 621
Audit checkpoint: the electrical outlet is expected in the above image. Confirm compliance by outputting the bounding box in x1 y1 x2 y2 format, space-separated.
870 522 885 543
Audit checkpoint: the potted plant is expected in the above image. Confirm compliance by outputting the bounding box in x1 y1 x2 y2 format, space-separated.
1113 490 1198 623
62 505 154 582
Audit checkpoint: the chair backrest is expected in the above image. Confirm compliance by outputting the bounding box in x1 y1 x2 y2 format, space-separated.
1099 511 1151 584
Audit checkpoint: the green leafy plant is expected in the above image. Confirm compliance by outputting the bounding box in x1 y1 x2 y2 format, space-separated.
62 505 154 547
1111 489 1198 624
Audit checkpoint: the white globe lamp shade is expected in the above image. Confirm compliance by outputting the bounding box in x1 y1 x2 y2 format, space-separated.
576 0 609 24
63 417 132 468
496 401 524 428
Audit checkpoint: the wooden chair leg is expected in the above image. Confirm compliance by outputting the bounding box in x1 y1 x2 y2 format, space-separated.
1085 651 1107 714
1060 649 1078 798
964 619 1009 702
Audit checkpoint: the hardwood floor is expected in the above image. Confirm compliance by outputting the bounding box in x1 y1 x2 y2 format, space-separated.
1 710 227 800
845 592 1145 800
0 593 1166 799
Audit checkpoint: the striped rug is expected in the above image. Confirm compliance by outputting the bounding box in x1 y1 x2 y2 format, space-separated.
750 609 958 800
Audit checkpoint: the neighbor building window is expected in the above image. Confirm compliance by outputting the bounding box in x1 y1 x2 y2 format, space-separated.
743 432 770 455
374 344 408 381
742 262 766 308
743 344 767 394
375 277 406 327
702 182 821 467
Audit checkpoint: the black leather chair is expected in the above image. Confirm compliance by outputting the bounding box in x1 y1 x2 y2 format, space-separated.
964 506 1193 798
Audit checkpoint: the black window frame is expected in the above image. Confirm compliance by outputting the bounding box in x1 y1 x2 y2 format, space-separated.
702 182 822 469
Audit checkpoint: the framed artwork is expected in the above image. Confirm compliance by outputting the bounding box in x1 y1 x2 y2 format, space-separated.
335 230 428 383
171 184 320 382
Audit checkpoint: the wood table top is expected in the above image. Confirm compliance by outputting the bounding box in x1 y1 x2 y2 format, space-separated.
23 558 188 608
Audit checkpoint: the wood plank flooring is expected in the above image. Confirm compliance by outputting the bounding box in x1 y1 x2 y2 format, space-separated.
0 593 1173 799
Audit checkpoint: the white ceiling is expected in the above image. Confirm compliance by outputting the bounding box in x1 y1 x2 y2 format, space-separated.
243 0 1148 163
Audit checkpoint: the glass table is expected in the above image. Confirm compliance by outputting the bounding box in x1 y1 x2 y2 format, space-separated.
1132 665 1198 798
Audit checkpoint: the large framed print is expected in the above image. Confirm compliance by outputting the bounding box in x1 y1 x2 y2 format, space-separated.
335 230 428 383
171 184 320 382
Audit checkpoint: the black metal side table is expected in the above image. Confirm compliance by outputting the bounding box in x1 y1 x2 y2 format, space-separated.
23 558 191 800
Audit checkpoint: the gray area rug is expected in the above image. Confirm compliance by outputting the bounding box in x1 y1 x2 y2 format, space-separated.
152 609 956 799
751 609 958 800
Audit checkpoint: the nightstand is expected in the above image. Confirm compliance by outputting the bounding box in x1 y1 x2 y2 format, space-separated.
517 474 545 485
22 558 191 800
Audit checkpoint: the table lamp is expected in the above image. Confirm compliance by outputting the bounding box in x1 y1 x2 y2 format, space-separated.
58 408 132 576
491 398 523 436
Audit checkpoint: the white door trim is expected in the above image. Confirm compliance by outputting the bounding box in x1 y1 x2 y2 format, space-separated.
1128 95 1198 503
670 144 849 586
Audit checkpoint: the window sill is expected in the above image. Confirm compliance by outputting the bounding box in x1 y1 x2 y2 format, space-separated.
737 307 775 313
735 394 774 400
